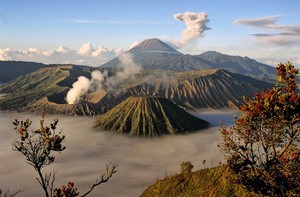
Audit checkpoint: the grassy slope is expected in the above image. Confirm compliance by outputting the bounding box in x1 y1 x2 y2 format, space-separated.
141 165 260 197
0 61 49 83
0 67 69 110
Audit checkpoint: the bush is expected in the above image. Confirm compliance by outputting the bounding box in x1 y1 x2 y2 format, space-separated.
219 62 300 196
180 161 194 174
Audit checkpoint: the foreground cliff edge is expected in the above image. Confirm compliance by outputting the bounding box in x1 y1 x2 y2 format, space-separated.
141 165 258 197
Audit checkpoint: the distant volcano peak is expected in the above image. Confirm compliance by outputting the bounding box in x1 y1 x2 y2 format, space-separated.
129 38 181 54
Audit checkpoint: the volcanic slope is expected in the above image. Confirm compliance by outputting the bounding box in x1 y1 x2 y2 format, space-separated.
195 51 276 80
118 69 274 110
95 96 209 137
100 38 212 71
0 65 95 114
0 67 273 115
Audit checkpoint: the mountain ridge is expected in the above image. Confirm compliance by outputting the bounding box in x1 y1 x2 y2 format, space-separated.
195 51 276 80
0 67 273 115
99 38 277 80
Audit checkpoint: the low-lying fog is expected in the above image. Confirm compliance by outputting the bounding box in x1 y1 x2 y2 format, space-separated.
0 109 238 197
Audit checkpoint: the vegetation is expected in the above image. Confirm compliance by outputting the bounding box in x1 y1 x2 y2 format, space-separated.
0 67 69 110
219 62 300 196
142 62 299 196
0 65 92 111
180 161 194 174
141 164 256 197
12 112 117 197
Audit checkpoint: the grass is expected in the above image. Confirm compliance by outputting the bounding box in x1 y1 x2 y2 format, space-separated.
141 165 260 197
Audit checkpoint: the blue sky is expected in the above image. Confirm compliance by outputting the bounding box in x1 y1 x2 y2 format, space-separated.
1 0 300 66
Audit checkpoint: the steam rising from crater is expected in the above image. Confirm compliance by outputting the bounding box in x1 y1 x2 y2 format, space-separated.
66 53 141 104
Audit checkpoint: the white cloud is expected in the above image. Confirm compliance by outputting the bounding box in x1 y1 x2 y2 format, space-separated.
92 46 108 57
0 43 124 66
234 15 280 29
56 46 74 53
78 42 94 56
234 15 300 46
129 41 139 50
0 48 12 60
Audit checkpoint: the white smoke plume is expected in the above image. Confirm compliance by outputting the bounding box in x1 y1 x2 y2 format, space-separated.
66 53 141 104
105 53 142 91
172 11 210 48
66 71 108 104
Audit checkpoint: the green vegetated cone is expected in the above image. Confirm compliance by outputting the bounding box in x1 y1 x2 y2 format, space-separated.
95 96 209 137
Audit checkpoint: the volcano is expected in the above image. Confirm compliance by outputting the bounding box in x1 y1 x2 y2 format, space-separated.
128 38 180 53
99 38 276 80
100 38 212 70
95 96 209 137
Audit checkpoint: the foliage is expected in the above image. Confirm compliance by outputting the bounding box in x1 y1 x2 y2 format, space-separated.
180 161 194 174
219 62 300 196
53 182 79 197
12 113 117 197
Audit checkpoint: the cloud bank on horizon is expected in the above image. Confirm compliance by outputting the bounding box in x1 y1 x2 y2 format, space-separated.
0 43 123 66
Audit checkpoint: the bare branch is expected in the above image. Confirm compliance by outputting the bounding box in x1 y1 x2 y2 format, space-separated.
81 163 117 197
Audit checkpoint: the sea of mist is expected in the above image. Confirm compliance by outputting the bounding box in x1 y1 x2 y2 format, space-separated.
0 110 238 197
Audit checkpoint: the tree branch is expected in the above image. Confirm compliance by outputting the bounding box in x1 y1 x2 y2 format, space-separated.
81 163 117 197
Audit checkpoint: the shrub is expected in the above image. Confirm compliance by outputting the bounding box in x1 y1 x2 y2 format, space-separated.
219 62 300 196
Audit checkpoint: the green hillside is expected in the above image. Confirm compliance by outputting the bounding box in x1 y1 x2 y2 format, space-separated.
0 65 91 111
0 67 69 110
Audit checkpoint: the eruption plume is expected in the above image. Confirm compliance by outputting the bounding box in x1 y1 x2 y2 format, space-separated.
173 11 210 48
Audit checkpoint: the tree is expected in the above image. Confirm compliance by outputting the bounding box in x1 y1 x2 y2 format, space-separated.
219 62 300 196
12 112 117 197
